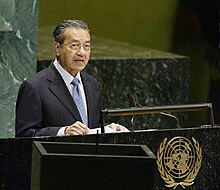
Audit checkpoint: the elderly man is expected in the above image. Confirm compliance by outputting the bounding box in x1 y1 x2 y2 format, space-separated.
15 19 128 137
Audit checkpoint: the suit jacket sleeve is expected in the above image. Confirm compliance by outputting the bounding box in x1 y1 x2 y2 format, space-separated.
15 81 60 137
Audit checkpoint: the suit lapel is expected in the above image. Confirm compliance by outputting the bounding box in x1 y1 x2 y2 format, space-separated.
47 63 82 121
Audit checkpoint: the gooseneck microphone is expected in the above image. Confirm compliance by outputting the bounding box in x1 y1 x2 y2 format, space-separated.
160 112 181 128
127 92 181 129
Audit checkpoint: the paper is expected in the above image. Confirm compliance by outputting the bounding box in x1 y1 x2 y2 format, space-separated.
87 126 128 135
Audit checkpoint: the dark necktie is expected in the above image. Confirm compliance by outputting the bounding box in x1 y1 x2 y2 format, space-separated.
71 78 88 125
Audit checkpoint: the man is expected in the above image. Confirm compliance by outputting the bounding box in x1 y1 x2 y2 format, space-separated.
15 19 128 137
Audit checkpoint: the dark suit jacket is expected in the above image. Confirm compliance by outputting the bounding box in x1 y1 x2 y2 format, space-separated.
15 63 101 137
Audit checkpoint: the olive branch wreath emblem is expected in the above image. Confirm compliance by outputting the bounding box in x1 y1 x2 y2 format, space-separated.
157 137 202 189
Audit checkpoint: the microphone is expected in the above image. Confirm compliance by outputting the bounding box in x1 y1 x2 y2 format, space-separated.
127 92 142 107
127 92 181 129
160 112 181 128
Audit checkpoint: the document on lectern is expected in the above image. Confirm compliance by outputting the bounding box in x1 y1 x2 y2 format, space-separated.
87 126 129 134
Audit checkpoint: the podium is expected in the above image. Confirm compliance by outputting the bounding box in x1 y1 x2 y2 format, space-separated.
31 142 156 190
0 126 219 189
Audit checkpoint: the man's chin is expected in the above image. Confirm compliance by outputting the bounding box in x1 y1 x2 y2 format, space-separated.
73 65 86 72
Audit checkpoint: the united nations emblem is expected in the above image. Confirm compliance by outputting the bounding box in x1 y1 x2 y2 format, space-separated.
157 136 202 189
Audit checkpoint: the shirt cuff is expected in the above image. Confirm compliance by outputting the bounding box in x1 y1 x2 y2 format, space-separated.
56 126 67 136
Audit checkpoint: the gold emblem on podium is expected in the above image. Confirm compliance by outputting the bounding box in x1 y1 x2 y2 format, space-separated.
157 136 202 189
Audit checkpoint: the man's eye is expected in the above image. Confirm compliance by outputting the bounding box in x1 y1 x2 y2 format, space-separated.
70 44 78 48
84 44 91 48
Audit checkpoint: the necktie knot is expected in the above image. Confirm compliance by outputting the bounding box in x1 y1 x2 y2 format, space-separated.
71 78 80 86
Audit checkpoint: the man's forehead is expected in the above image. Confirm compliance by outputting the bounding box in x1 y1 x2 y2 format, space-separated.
64 27 90 41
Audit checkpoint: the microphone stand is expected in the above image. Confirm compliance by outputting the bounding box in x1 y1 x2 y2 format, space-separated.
130 115 135 132
127 92 142 132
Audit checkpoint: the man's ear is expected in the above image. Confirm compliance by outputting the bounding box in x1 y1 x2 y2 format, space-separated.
54 42 60 56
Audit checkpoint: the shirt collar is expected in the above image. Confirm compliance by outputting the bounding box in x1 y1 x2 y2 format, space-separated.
53 59 82 85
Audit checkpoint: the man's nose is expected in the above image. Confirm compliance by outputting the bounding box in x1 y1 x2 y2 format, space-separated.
76 46 85 54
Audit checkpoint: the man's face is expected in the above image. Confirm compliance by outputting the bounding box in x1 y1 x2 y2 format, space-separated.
54 27 91 76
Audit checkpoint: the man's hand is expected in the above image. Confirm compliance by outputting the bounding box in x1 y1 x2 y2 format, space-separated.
65 121 89 135
106 123 130 132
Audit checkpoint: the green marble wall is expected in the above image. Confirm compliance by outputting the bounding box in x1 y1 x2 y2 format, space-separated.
86 58 189 130
89 37 190 129
0 0 39 137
